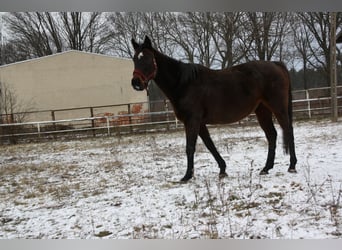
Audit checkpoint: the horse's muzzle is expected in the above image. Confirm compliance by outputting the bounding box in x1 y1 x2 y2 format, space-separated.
131 78 145 91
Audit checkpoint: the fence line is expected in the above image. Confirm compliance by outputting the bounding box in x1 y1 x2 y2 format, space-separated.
292 86 342 119
1 86 341 143
0 111 177 140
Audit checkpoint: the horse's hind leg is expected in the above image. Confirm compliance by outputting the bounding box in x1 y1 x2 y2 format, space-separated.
273 111 297 173
255 104 277 175
199 124 227 178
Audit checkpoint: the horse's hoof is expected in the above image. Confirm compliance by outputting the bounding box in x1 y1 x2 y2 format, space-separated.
180 175 193 183
259 170 269 175
288 168 297 173
219 172 228 179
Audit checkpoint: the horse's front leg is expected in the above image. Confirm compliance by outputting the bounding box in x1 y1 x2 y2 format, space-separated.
199 124 227 178
181 121 200 182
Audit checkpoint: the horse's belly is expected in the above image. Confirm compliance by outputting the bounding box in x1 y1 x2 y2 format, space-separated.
204 101 259 125
205 113 249 125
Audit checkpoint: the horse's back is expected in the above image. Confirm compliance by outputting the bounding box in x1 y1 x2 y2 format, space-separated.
230 61 289 81
231 60 291 98
201 61 291 124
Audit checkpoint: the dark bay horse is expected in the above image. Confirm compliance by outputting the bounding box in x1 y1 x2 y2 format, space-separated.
131 36 297 182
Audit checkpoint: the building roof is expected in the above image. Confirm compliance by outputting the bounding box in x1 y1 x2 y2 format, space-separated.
0 50 130 69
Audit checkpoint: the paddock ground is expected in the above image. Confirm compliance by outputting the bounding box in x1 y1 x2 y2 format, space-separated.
0 119 342 239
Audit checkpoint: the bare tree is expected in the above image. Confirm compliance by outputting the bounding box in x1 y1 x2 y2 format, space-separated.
140 12 178 56
188 12 216 67
3 12 109 61
106 12 145 58
4 12 58 57
0 81 34 123
163 12 196 63
157 12 218 67
59 12 109 53
240 12 291 62
111 12 218 66
0 81 35 143
291 14 315 89
209 12 245 68
106 12 178 58
297 12 342 84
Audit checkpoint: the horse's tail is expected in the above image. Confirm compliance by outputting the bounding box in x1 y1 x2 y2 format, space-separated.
286 76 294 155
273 61 293 154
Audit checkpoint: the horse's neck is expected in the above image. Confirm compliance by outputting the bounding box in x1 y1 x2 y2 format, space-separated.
153 51 182 101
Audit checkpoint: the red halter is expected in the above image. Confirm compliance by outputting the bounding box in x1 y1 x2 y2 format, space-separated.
132 54 158 89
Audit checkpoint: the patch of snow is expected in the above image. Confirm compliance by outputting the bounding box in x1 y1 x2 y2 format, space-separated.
0 119 342 238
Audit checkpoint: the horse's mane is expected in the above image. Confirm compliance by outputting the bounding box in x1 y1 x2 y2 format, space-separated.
179 63 200 85
154 49 200 86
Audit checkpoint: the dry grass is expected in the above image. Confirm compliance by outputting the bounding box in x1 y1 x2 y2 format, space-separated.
0 158 123 206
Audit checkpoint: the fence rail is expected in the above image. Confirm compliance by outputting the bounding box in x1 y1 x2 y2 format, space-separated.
1 86 341 144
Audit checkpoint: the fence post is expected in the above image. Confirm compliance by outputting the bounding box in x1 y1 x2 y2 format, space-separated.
37 122 41 139
164 99 170 131
90 107 96 137
106 116 111 136
51 111 55 123
51 111 57 139
128 103 133 133
306 90 312 119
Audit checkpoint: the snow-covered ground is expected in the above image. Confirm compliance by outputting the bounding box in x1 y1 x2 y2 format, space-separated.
0 119 342 239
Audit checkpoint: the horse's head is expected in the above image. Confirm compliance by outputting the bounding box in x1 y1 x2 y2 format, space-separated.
131 36 157 91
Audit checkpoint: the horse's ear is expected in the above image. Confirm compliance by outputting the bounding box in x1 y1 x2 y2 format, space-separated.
131 38 139 51
143 36 153 49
